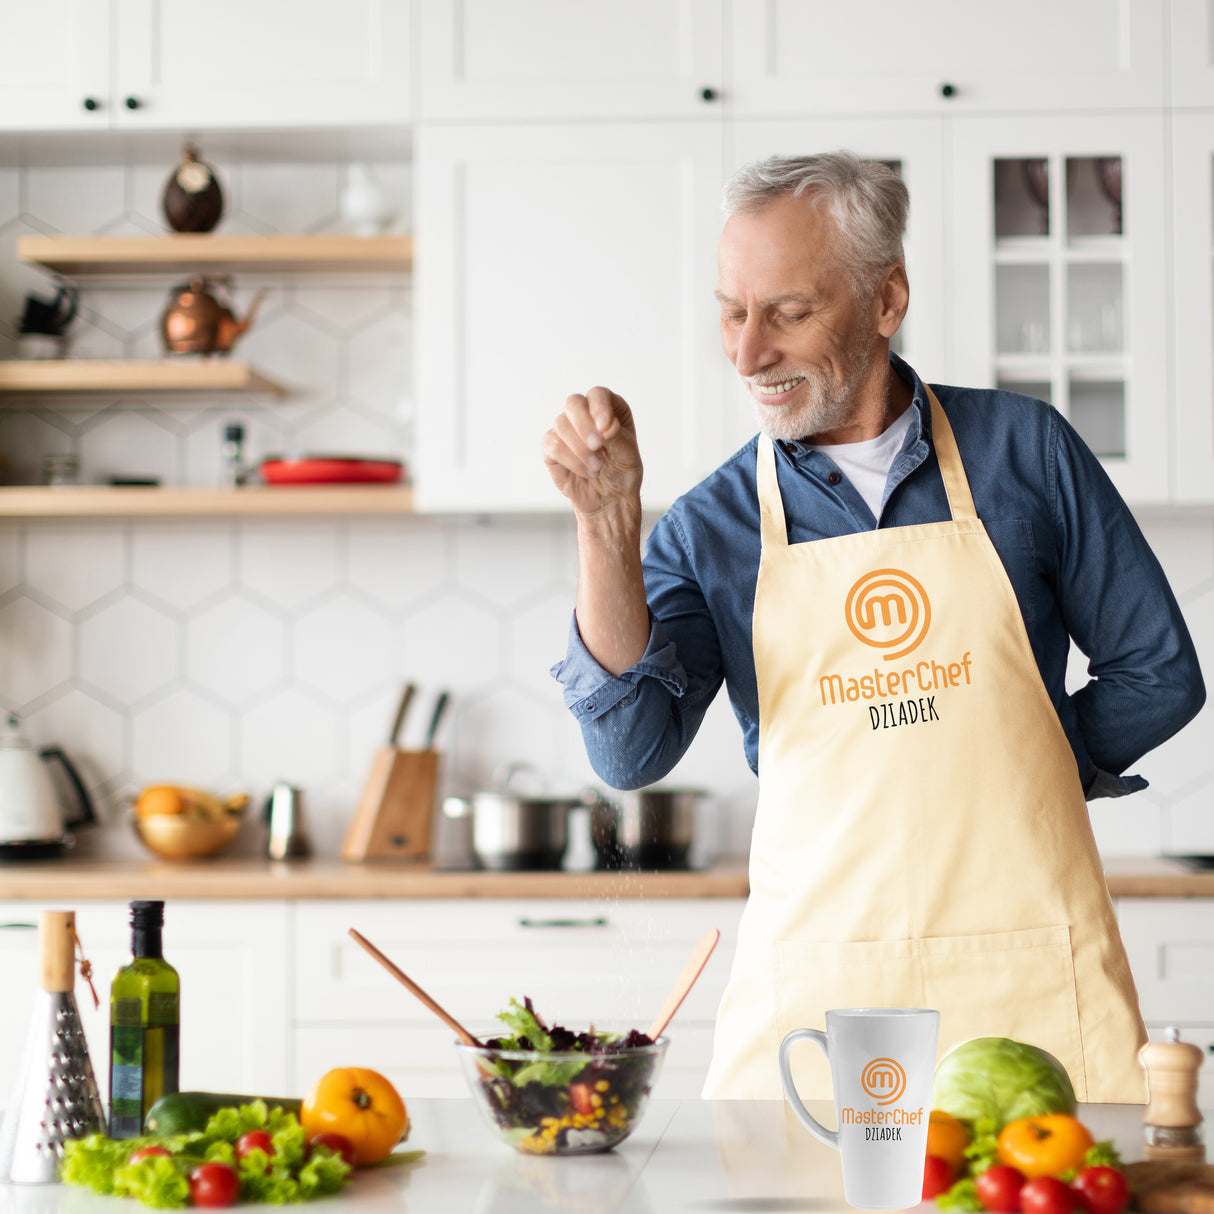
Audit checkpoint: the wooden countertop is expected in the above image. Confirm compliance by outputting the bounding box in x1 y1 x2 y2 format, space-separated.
0 855 1205 901
0 857 752 900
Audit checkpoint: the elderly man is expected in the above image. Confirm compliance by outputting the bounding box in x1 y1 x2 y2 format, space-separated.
542 152 1205 1100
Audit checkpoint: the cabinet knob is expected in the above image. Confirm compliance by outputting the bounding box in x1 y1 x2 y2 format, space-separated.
82 96 99 112
939 82 957 98
124 95 141 111
700 86 719 103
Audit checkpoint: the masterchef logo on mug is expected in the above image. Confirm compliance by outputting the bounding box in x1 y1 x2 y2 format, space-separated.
845 568 931 661
860 1057 906 1104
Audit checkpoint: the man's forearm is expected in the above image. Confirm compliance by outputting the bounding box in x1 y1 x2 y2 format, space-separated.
574 505 649 677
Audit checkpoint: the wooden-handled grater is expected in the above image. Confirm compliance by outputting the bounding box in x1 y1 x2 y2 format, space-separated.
0 910 105 1183
341 686 448 862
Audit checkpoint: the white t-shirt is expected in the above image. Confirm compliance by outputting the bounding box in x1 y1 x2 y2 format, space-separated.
809 406 914 521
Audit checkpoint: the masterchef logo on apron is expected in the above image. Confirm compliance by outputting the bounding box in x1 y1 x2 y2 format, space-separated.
822 567 974 729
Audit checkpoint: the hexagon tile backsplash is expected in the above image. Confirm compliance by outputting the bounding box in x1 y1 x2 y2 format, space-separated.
0 159 1211 863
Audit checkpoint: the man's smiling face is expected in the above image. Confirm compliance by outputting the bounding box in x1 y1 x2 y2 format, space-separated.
716 192 883 443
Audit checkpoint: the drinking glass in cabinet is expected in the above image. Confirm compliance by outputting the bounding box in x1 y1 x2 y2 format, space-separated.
1067 263 1123 353
996 264 1051 354
1067 156 1123 239
1069 379 1125 458
995 158 1051 239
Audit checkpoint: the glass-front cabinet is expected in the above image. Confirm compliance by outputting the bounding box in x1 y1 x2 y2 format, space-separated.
951 116 1169 503
1171 115 1214 504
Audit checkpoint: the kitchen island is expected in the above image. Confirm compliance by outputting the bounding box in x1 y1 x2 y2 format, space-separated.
0 1100 1166 1214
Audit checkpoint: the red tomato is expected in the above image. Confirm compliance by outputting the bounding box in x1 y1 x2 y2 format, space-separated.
569 1084 596 1117
189 1162 241 1208
235 1130 275 1160
1020 1176 1082 1214
922 1154 957 1199
1072 1166 1130 1214
308 1132 356 1168
128 1145 171 1165
976 1165 1028 1212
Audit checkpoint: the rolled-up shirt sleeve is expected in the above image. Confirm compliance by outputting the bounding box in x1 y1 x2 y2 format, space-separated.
550 507 730 790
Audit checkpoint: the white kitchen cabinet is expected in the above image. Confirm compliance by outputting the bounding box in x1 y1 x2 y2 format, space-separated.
1170 0 1214 107
0 901 289 1110
417 0 723 122
1116 898 1214 1103
1169 114 1214 503
414 121 732 513
950 114 1170 504
729 0 1166 116
292 899 744 1099
0 0 410 133
0 2 110 130
730 118 949 384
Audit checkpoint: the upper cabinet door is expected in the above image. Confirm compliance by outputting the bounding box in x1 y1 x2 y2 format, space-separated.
0 0 110 130
418 0 724 120
730 0 1165 115
950 114 1170 505
1170 0 1214 106
111 0 411 128
1170 115 1214 504
414 122 729 513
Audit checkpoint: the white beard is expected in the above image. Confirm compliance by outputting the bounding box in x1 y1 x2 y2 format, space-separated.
744 328 880 443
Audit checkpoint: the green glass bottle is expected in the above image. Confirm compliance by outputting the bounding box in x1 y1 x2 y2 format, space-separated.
108 900 180 1138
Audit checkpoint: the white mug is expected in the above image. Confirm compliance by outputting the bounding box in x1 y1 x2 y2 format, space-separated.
779 1007 940 1209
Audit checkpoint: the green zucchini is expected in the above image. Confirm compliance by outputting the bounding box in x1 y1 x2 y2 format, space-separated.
144 1090 303 1135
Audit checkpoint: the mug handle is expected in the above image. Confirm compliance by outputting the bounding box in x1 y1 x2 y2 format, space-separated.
779 1028 839 1150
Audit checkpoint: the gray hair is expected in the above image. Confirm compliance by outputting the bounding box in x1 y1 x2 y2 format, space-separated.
722 151 909 299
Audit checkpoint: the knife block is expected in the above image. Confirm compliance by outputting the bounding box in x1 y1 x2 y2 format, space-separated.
341 747 439 862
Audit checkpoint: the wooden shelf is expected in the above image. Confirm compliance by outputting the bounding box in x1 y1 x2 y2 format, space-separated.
0 485 415 518
0 359 286 397
17 233 413 277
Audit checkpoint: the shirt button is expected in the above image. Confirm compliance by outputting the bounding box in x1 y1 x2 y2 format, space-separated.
827 471 842 485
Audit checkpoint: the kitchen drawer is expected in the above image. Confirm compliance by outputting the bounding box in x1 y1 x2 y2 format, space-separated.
1117 898 1214 1022
292 1022 718 1101
296 900 744 1029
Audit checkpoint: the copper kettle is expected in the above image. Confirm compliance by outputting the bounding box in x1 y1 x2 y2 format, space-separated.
160 277 266 356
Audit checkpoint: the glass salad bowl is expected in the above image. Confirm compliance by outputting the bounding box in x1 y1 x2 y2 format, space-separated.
456 1036 668 1155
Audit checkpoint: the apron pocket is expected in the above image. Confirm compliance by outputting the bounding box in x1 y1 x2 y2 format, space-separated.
921 925 1086 1099
772 927 1085 1103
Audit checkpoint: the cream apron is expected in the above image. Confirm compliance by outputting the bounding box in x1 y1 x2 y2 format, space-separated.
702 389 1146 1102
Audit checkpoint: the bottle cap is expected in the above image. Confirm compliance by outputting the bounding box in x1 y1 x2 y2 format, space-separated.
129 900 165 929
224 423 245 442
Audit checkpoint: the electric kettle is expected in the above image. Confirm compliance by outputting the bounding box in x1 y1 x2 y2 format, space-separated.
0 716 96 859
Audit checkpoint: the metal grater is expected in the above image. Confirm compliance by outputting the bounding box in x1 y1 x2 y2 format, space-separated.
0 912 106 1184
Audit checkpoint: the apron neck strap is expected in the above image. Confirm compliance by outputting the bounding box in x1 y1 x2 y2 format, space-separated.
756 385 978 547
925 386 977 522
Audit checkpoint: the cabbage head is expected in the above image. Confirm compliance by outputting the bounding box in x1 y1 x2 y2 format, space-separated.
931 1037 1077 1127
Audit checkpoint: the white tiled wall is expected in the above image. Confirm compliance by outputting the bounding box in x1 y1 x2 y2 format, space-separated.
0 158 1209 863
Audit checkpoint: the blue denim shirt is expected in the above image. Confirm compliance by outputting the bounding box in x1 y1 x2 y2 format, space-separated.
552 354 1206 796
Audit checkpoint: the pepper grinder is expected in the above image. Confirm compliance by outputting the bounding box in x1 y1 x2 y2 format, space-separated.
1140 1026 1206 1162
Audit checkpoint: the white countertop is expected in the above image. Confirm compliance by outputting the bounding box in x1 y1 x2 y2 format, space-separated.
0 1099 1158 1214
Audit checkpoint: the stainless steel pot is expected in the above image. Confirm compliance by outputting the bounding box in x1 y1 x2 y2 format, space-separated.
590 787 707 871
443 766 596 871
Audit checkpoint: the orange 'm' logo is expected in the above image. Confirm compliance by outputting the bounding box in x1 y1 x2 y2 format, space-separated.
861 1057 907 1105
845 568 931 661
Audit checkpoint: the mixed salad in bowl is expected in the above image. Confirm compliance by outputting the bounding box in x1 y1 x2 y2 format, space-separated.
457 997 667 1155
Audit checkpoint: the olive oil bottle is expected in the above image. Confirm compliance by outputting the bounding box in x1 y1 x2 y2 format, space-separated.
108 900 179 1138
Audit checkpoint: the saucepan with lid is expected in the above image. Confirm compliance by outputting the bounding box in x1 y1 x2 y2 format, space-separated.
442 764 600 871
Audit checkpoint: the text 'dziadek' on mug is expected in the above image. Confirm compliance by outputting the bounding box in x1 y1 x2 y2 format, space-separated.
779 1008 940 1209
